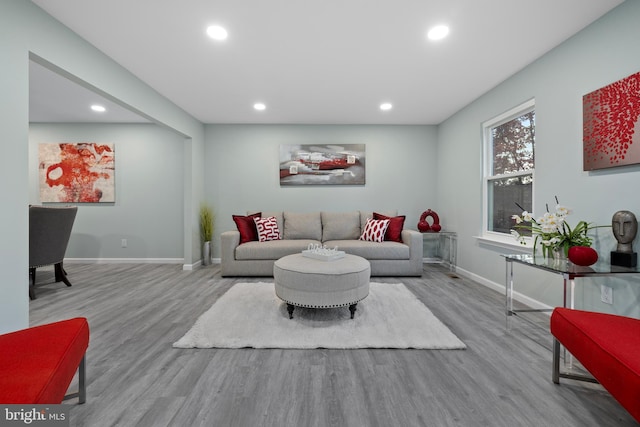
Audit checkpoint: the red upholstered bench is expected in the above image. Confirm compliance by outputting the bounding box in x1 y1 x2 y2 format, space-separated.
550 307 640 422
0 317 89 404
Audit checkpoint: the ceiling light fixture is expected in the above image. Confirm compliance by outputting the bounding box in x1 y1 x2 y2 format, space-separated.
253 102 266 111
380 103 393 111
90 104 106 113
427 25 449 41
206 25 228 41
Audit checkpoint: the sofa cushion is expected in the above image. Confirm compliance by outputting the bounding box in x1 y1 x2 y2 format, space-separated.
284 212 322 240
235 239 320 260
360 210 398 231
359 218 390 242
321 211 361 241
254 216 282 241
325 240 410 260
373 212 406 242
233 212 261 244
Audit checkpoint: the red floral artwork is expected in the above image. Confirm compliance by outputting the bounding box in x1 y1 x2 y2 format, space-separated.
39 143 115 203
583 71 640 171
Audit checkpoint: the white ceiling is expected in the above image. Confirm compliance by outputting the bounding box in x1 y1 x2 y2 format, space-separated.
29 60 150 123
30 0 624 125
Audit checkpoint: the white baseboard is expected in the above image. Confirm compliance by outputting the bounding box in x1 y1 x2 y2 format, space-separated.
452 265 552 311
65 258 184 264
186 258 222 270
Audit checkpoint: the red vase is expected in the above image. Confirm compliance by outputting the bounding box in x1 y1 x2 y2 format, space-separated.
568 246 598 266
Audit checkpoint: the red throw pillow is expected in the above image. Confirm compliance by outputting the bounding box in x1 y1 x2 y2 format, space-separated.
359 218 390 243
373 212 405 242
232 212 262 244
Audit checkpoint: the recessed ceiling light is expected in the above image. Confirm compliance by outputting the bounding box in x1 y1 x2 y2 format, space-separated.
90 105 106 113
380 103 393 111
253 102 266 111
427 25 449 41
206 25 228 41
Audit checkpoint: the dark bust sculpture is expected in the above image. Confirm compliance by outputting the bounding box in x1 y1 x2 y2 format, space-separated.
611 210 638 267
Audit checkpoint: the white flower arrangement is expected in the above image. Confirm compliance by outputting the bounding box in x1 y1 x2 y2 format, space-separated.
511 198 599 258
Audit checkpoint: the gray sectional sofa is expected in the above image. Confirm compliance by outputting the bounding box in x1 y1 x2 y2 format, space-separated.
221 211 423 277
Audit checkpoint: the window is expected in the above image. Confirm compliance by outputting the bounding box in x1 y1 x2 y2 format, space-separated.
482 100 535 242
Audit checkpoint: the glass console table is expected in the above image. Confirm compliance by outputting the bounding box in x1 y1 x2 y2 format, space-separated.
503 254 640 328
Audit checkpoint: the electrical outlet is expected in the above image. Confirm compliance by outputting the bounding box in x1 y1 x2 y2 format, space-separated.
601 285 613 305
121 239 127 248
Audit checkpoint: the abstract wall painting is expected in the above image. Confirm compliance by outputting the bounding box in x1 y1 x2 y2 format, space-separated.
583 70 640 171
279 144 365 186
39 142 115 203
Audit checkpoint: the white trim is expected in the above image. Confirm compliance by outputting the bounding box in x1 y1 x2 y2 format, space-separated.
454 265 551 312
475 234 532 252
481 98 535 241
482 98 535 128
64 258 184 264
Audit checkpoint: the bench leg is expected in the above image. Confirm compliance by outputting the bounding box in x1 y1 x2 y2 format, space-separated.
78 355 86 404
63 354 86 404
552 338 560 384
551 338 599 384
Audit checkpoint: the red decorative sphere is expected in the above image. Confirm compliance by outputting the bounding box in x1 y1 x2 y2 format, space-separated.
568 246 598 266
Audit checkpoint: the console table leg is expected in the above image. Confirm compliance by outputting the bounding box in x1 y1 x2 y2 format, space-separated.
287 304 295 319
349 303 357 319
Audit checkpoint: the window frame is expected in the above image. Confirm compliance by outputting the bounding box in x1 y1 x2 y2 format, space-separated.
481 98 535 248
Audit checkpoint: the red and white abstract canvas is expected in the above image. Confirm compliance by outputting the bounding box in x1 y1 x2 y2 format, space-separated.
279 144 365 185
583 71 640 171
39 142 115 203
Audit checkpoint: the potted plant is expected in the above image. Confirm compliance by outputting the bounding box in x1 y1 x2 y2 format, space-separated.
200 203 214 266
510 197 606 265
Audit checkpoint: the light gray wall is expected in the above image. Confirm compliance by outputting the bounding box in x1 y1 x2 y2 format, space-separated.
0 3 30 334
205 124 439 257
29 124 184 260
0 1 204 334
437 1 640 316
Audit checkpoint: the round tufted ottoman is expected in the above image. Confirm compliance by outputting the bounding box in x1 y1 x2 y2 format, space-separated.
274 253 371 319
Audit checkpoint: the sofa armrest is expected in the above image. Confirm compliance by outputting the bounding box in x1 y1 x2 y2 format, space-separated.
221 230 240 262
401 229 423 259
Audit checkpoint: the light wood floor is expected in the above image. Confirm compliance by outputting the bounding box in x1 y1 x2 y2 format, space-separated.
28 263 636 427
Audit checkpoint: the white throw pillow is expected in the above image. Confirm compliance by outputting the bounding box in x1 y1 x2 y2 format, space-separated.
359 218 390 243
254 217 282 242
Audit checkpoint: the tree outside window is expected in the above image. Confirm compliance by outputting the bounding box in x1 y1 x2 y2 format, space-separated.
483 101 535 237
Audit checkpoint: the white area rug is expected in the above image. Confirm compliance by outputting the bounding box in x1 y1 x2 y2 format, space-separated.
173 282 466 350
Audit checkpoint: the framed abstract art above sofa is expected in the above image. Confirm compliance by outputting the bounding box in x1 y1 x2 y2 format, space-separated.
279 144 365 186
583 70 640 171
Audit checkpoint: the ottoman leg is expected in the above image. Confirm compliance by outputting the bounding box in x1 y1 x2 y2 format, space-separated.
287 303 295 319
349 303 357 319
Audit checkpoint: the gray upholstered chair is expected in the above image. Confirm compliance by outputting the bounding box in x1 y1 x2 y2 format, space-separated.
29 205 78 300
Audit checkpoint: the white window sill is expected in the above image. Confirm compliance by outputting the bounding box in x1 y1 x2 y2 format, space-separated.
475 234 533 253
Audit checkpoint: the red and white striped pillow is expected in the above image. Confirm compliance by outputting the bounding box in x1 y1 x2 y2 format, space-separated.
359 218 390 243
254 216 282 242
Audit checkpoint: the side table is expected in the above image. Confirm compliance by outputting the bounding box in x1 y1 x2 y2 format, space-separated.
422 231 457 271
